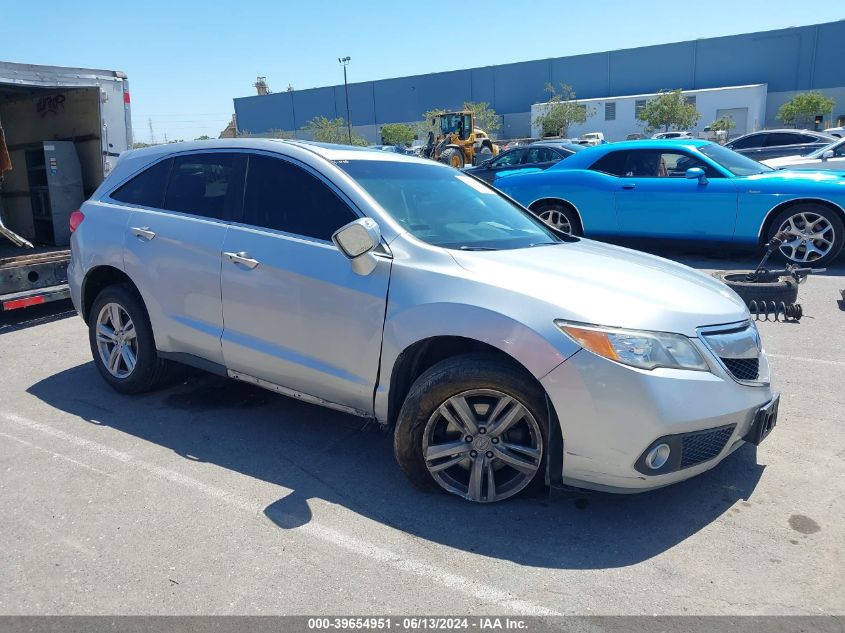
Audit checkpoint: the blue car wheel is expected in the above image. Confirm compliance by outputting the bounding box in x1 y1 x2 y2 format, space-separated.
768 203 844 267
533 202 582 236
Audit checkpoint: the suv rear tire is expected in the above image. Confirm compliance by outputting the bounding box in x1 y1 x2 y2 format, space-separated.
88 284 170 394
394 353 549 503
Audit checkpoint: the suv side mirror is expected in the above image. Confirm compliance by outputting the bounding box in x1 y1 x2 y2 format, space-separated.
332 218 381 275
822 149 834 160
685 167 708 185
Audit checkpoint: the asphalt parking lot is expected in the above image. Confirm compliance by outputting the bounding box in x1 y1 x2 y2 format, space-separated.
1 249 843 616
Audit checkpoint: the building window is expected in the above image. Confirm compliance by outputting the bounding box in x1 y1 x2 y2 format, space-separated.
685 95 696 106
605 102 616 121
635 100 647 118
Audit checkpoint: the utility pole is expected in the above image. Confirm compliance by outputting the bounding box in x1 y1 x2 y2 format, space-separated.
148 117 155 145
338 56 352 143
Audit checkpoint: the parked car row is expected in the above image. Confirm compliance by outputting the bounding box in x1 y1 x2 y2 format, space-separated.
492 139 845 266
762 136 845 171
725 129 835 160
462 141 585 184
69 138 782 504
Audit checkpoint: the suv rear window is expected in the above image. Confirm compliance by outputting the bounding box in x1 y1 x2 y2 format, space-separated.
110 159 172 208
163 153 246 221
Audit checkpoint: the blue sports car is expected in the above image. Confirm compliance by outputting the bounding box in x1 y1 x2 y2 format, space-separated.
494 140 845 266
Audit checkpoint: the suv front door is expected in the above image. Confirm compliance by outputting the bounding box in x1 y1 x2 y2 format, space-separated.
119 152 245 366
219 153 391 415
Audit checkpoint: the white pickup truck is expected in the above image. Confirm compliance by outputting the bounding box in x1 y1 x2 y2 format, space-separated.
0 61 132 311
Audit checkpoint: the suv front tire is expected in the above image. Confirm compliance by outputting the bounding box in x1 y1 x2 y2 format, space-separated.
394 353 549 503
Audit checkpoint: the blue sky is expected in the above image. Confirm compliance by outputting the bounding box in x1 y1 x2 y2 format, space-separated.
2 1 842 143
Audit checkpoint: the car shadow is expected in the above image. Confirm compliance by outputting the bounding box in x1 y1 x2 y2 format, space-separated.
0 299 76 335
28 362 765 570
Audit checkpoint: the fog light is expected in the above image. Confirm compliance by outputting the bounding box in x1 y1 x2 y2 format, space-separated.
645 443 671 470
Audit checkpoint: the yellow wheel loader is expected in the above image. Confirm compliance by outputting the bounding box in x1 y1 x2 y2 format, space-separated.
422 111 499 168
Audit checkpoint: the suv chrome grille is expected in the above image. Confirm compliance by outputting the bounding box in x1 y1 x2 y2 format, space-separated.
721 357 760 381
699 321 762 384
681 426 735 468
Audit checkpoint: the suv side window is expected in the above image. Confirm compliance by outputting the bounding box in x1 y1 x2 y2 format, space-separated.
764 132 802 147
243 154 358 241
729 134 764 150
162 153 246 221
798 133 823 144
110 158 172 208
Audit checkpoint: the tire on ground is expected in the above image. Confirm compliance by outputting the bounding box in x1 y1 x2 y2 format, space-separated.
767 203 844 267
439 147 463 168
88 283 171 394
712 271 799 307
393 352 549 501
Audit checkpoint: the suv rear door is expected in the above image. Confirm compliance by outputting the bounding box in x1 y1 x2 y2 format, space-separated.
219 153 391 416
119 151 245 367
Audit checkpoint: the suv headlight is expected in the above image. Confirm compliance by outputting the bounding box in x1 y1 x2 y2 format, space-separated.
555 320 709 371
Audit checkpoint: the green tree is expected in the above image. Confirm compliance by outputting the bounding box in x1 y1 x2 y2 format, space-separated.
303 116 368 146
777 91 835 128
132 142 152 149
707 116 736 142
535 83 591 137
380 123 416 146
708 116 736 133
637 89 701 133
194 135 211 140
418 108 445 140
463 101 501 135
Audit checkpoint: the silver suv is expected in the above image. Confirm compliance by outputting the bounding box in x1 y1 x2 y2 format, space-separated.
69 139 777 503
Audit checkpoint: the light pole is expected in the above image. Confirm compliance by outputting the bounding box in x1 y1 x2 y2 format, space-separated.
338 56 352 143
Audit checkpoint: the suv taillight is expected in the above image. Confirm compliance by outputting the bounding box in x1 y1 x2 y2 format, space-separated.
69 209 85 233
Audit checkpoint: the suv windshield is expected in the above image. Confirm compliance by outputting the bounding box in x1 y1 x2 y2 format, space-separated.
337 160 562 250
698 143 773 176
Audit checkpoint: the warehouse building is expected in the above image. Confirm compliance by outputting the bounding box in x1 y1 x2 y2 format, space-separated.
233 20 845 143
534 84 769 142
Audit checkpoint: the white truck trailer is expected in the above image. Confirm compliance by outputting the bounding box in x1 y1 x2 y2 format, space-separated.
0 61 132 311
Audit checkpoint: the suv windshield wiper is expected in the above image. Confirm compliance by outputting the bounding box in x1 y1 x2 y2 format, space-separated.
458 245 499 251
526 242 559 248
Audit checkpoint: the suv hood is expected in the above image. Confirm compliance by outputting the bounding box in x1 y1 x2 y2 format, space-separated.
451 239 748 336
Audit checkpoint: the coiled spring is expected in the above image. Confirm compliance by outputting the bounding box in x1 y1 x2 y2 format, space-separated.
749 301 803 322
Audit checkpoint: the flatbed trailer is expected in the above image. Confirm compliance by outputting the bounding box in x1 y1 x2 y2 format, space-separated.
0 60 131 311
0 245 70 311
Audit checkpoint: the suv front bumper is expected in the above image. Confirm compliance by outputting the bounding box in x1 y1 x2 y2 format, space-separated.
541 348 774 493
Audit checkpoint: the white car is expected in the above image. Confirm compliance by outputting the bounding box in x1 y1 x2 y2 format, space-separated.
823 126 844 138
576 132 606 146
652 131 693 140
762 137 845 172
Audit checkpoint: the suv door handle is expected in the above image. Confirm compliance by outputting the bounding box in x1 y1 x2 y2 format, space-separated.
131 226 156 240
621 183 636 190
224 251 259 269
